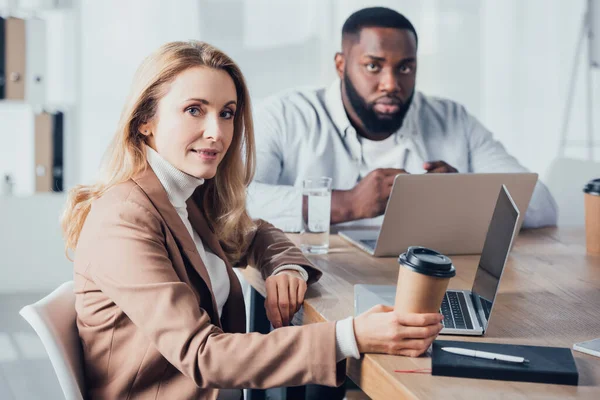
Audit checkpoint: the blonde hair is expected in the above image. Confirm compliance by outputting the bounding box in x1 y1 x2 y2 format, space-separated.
62 41 256 263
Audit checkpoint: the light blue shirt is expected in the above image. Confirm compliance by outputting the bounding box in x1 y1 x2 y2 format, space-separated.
248 80 558 232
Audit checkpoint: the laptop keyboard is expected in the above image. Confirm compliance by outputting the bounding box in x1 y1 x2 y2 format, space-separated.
440 291 474 330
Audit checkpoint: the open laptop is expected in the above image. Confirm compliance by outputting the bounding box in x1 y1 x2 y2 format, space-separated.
354 185 520 335
339 173 536 256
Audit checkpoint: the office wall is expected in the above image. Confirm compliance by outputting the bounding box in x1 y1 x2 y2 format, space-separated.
0 104 34 195
481 0 598 175
0 194 71 292
78 0 202 184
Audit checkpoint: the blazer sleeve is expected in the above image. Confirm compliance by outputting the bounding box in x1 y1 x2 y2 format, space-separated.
236 219 323 284
86 198 344 389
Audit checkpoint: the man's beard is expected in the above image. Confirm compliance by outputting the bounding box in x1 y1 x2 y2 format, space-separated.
344 72 414 137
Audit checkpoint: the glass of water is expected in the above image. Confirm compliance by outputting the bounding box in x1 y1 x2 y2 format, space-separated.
300 177 332 254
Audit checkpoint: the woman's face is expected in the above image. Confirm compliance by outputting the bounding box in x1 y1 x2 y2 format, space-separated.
142 66 237 179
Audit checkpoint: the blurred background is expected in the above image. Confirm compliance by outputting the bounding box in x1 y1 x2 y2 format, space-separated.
0 0 598 398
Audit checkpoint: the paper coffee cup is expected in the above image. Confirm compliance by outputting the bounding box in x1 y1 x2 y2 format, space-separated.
395 247 456 314
584 179 600 255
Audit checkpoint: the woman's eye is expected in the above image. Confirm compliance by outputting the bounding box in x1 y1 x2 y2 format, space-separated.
366 63 380 72
186 107 201 116
221 110 235 119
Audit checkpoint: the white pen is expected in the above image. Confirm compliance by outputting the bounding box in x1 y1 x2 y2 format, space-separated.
441 347 530 364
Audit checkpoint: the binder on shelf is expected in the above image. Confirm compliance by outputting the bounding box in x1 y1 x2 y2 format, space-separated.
2 17 46 102
5 17 26 100
25 18 46 105
34 112 52 192
0 17 5 99
52 111 64 192
34 111 63 192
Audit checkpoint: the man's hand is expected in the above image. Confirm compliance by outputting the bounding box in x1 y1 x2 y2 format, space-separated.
423 161 458 173
331 168 408 223
264 271 307 328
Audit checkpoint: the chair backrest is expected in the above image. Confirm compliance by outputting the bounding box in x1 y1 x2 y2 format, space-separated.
545 157 600 226
19 281 85 400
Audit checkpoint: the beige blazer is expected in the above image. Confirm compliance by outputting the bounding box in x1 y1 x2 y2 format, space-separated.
73 166 345 399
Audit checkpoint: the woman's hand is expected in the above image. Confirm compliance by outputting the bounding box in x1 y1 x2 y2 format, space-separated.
264 271 307 328
353 304 444 357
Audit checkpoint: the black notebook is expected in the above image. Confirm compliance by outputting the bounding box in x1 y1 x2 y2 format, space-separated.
432 340 579 386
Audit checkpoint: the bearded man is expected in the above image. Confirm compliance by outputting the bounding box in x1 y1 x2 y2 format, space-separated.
248 7 557 230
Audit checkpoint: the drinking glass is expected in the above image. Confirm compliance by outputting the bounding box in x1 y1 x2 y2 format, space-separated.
300 177 332 254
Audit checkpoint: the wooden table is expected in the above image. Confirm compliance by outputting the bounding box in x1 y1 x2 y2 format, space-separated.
241 227 600 399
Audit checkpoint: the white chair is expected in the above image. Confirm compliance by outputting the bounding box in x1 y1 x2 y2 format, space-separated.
19 281 86 400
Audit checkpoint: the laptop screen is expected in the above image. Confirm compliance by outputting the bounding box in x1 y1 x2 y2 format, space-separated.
471 185 520 330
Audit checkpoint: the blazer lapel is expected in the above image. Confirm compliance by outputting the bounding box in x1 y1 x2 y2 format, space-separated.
187 192 246 333
132 165 221 325
185 196 229 265
221 269 247 333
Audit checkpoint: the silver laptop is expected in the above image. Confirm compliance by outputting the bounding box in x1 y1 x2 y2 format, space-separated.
354 185 520 335
339 173 536 256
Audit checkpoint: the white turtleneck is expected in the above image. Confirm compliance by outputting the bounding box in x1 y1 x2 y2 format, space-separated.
145 146 359 361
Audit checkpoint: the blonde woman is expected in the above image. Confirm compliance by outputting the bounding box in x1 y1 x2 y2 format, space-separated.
62 41 443 400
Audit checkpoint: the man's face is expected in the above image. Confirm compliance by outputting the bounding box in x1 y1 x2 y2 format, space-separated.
337 27 417 139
